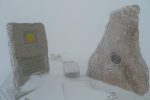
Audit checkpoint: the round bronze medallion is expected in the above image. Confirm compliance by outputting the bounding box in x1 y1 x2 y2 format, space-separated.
111 54 121 64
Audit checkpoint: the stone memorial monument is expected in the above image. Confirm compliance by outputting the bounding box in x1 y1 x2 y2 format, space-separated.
7 23 49 87
87 5 149 95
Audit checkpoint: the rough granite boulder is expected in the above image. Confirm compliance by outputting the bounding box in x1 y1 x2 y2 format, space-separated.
87 5 149 95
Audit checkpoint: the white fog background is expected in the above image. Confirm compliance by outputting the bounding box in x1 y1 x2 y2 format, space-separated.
0 0 150 85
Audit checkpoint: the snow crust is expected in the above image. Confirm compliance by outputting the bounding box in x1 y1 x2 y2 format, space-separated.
1 55 149 100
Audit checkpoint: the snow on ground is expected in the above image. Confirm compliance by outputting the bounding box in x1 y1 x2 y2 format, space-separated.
19 60 110 100
88 78 150 100
62 78 109 100
0 55 150 100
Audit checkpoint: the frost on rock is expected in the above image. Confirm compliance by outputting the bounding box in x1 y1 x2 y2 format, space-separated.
7 23 49 87
87 5 149 95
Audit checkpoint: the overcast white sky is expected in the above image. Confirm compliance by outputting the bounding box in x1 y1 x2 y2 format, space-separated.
0 0 150 85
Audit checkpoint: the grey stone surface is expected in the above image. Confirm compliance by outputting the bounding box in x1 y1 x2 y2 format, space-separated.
87 5 149 95
7 23 49 87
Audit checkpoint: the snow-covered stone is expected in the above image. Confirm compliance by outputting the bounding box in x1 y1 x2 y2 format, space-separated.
7 23 49 87
87 5 149 95
63 61 80 78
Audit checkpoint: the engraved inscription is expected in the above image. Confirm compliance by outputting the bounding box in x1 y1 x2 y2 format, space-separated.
20 55 45 76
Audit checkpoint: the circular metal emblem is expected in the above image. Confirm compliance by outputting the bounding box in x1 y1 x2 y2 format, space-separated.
111 54 121 64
